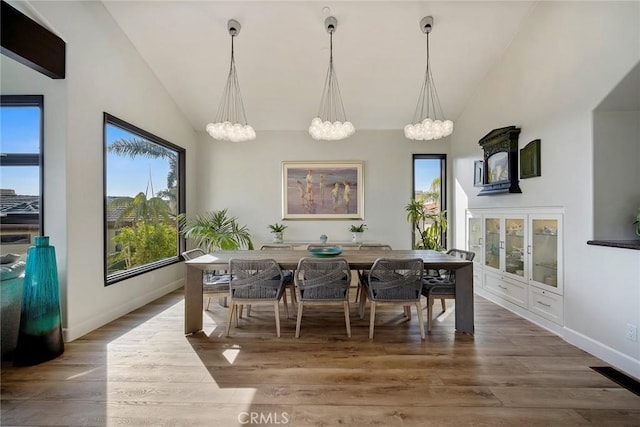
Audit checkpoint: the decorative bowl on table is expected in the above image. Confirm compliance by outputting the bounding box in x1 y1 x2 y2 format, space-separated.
308 247 343 258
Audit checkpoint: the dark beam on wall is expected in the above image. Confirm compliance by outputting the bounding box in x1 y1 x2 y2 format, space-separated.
1 0 65 79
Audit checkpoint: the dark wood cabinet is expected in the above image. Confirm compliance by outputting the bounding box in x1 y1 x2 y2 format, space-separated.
478 126 522 195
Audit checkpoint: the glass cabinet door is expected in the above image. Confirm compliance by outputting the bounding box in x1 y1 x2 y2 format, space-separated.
468 216 483 262
504 216 526 280
529 216 562 293
484 217 501 271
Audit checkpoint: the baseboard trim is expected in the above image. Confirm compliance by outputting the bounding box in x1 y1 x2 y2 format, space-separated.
63 279 184 342
475 288 640 381
564 327 640 381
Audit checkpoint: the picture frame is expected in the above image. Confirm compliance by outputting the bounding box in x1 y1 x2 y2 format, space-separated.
282 160 364 220
473 160 484 187
520 139 541 179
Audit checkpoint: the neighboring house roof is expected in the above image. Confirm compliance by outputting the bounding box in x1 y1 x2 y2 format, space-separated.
106 196 131 224
0 194 39 215
423 201 440 211
0 193 134 226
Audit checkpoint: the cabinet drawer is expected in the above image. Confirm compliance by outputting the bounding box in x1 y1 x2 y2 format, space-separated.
529 286 563 325
484 272 527 308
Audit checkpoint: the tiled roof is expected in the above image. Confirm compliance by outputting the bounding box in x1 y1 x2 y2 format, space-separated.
0 194 39 214
0 194 133 224
106 197 134 223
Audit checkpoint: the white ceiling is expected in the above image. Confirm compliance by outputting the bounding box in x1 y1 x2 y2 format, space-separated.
102 1 535 132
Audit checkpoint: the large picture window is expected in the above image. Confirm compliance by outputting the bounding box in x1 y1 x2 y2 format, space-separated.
104 113 185 285
0 95 43 260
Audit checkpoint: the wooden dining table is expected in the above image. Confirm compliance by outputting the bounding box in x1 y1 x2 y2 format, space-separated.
184 249 474 335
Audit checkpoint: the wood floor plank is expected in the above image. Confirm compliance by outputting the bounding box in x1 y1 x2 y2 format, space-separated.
490 386 640 410
1 289 639 426
290 405 592 427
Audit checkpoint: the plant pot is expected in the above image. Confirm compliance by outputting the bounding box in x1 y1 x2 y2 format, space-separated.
272 232 283 243
352 232 363 243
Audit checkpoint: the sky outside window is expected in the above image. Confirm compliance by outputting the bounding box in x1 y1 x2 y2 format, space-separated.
0 107 40 196
106 124 171 198
414 158 440 194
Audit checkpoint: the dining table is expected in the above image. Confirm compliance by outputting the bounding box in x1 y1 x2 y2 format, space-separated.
184 249 474 335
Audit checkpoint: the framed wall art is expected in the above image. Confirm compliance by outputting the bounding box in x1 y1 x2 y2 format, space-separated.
282 161 364 220
473 160 484 187
520 139 541 179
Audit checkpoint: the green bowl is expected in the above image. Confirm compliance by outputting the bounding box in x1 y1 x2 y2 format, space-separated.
308 247 343 258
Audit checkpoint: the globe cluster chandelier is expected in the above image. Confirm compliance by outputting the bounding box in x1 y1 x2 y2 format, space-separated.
309 16 355 141
206 19 256 142
404 16 453 141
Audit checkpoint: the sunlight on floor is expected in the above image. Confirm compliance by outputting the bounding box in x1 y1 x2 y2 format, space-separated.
65 367 101 380
436 308 454 324
100 297 260 423
222 345 241 364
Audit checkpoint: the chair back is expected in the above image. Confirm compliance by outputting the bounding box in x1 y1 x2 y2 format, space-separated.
228 258 284 301
295 257 351 301
260 244 294 250
260 245 294 283
446 249 475 261
367 258 424 302
182 248 206 260
358 244 392 250
183 248 230 290
437 249 475 281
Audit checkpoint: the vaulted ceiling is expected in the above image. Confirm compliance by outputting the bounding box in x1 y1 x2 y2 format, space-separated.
103 1 535 133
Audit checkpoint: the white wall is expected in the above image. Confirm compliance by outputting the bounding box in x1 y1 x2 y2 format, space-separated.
593 111 640 240
451 1 640 377
1 56 69 319
1 1 198 340
197 129 450 251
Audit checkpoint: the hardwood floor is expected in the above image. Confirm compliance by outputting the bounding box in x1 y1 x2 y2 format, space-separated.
2 289 639 426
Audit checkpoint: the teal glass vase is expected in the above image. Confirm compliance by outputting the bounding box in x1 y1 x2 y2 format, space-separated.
14 236 64 366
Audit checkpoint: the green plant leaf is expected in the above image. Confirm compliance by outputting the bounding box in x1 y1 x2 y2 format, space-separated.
179 209 253 251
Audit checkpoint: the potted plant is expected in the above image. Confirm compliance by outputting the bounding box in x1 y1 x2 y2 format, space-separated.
405 199 447 250
178 209 254 252
349 223 367 243
267 222 288 243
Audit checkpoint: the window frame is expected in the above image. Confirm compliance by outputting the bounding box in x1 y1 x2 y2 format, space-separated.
411 154 447 249
0 94 44 235
103 113 186 286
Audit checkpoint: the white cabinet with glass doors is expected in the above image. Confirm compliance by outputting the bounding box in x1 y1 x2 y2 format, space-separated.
483 214 528 283
467 212 484 264
466 211 485 288
467 207 564 326
528 214 563 295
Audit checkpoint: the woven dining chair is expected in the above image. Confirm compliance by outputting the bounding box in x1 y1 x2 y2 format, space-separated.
356 244 392 304
225 258 287 337
182 248 230 310
422 249 475 331
260 244 296 317
363 258 425 340
294 257 352 338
